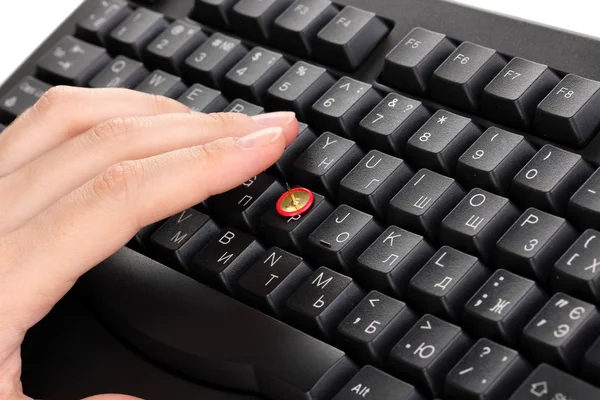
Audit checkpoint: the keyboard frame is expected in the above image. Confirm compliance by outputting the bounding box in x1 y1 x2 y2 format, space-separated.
2 0 600 166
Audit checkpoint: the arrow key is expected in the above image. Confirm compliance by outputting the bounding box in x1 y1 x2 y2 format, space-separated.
389 314 472 398
337 291 417 366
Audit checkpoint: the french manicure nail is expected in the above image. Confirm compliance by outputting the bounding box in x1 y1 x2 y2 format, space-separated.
251 111 296 127
237 127 283 148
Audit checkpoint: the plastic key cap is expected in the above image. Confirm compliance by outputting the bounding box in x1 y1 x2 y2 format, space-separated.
354 227 434 297
314 6 389 70
222 98 264 115
222 47 290 105
481 57 559 129
440 189 520 262
190 0 238 29
181 33 247 89
307 204 382 273
380 27 455 96
462 269 547 345
535 74 600 147
508 364 600 400
311 76 381 140
143 20 206 74
0 76 51 123
269 123 317 180
521 293 600 371
135 70 187 98
238 247 313 317
568 168 600 230
286 267 364 340
408 246 490 322
389 315 472 398
337 291 417 366
37 36 110 86
189 228 264 295
511 144 593 214
107 7 168 60
444 339 531 400
332 365 425 400
177 84 229 113
230 0 294 42
89 56 148 88
456 127 535 195
553 230 600 304
75 0 132 45
356 93 430 156
272 0 339 57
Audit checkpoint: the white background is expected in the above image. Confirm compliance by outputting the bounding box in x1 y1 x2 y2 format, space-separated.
0 0 598 83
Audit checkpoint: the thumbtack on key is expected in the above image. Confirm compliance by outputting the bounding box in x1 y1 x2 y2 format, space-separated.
276 184 314 217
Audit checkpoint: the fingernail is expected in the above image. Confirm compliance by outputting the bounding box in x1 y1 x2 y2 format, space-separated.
251 111 296 127
237 127 283 148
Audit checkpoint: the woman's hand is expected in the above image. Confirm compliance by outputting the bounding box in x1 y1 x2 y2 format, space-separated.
0 86 298 400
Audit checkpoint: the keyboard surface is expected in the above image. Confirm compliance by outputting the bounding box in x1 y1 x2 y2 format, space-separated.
6 0 600 399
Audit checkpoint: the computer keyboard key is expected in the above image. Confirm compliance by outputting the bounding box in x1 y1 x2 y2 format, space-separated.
181 33 247 90
149 208 219 272
389 315 472 397
130 219 166 252
440 189 520 262
568 168 600 230
190 228 264 294
286 267 364 340
75 0 132 45
511 145 593 214
265 62 335 122
293 132 364 199
338 151 413 219
107 8 168 60
143 20 206 74
314 6 388 70
269 123 317 180
456 128 536 195
0 77 51 123
535 74 600 147
272 0 339 57
332 365 425 400
431 42 506 113
337 291 417 366
508 364 600 400
405 110 481 175
380 27 456 96
356 93 430 155
37 36 110 86
238 247 312 317
260 191 333 254
88 56 148 88
553 230 600 304
388 169 465 240
522 293 600 371
481 58 559 129
177 84 228 113
408 246 490 322
190 0 238 29
496 209 577 283
462 270 547 345
445 339 531 400
85 247 358 400
307 205 382 273
230 0 294 42
311 77 382 140
222 47 290 105
208 174 284 234
222 98 264 115
354 227 434 297
135 70 187 98
582 336 600 382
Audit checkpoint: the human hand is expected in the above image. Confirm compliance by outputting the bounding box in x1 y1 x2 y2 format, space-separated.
0 86 298 400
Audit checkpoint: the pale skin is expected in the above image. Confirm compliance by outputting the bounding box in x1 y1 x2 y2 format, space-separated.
0 86 299 400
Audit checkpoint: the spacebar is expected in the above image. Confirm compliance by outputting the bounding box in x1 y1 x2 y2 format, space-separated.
78 247 357 400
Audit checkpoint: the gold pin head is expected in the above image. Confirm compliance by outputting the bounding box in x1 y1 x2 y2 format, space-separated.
276 185 315 217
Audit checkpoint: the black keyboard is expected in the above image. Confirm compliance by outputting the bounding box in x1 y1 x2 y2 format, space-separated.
6 0 600 399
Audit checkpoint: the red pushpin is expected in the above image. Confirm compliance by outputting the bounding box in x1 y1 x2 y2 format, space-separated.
276 184 314 217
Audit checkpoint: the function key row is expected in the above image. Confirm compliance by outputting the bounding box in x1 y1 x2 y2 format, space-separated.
381 27 600 148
